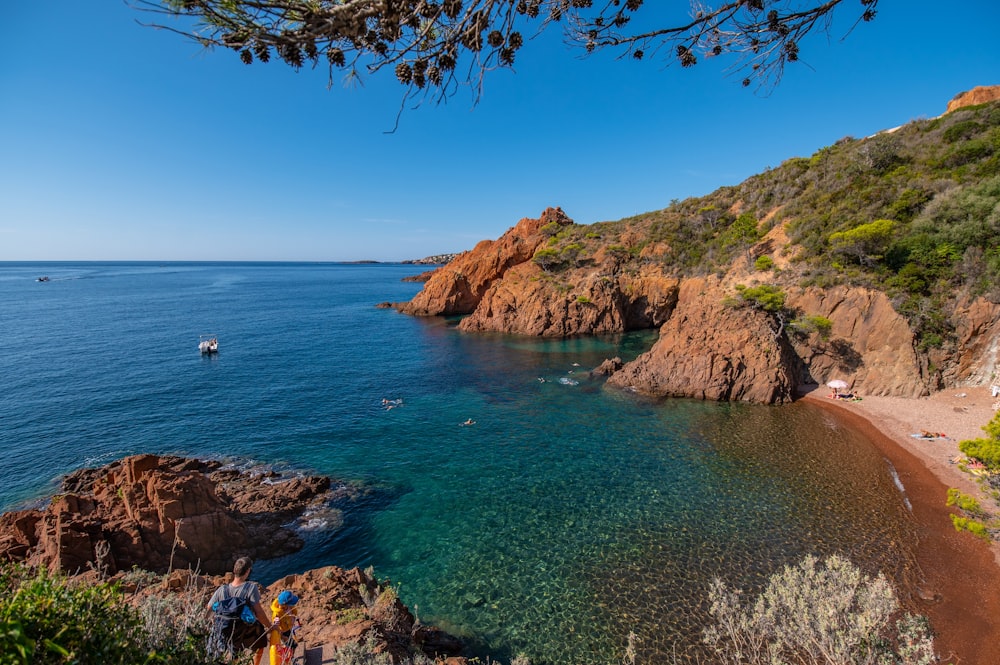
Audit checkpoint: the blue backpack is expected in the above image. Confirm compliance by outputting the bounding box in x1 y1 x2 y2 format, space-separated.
212 595 257 625
207 586 259 657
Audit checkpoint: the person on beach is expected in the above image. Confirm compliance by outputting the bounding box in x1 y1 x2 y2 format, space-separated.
206 556 273 664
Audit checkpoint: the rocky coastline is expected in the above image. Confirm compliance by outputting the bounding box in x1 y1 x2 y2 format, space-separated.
0 454 465 663
387 207 1000 405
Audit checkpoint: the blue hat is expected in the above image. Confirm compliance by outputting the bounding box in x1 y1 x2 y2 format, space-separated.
277 590 299 606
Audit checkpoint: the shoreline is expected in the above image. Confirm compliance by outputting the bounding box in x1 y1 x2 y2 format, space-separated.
802 387 999 664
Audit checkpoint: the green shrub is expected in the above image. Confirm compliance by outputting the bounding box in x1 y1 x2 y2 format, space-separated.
0 563 210 665
950 514 990 541
829 219 896 267
959 411 1000 470
788 315 833 340
532 248 561 272
946 488 984 515
703 554 935 665
540 222 562 237
754 255 774 271
942 119 982 143
335 607 368 625
732 284 786 312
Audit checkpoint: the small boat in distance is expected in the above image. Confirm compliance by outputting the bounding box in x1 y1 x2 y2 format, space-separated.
36 276 50 282
198 335 219 354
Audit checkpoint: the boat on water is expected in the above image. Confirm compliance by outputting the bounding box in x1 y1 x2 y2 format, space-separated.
198 335 219 354
36 276 50 282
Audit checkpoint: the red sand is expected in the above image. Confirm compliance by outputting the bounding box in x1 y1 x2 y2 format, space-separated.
804 388 1000 665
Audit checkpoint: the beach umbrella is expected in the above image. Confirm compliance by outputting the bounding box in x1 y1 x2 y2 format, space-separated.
827 379 848 391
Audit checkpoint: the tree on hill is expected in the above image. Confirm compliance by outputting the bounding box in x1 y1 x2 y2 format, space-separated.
135 0 879 104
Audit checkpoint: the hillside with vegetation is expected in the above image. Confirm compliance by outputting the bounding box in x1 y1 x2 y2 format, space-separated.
538 98 1000 351
396 92 1000 402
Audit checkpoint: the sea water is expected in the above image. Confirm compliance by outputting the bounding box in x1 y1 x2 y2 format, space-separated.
0 262 917 663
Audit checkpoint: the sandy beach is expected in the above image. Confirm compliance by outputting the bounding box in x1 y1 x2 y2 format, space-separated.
802 386 1000 665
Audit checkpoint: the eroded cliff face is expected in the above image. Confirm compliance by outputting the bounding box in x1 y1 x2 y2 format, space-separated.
458 261 679 336
785 286 928 398
946 85 1000 114
606 277 801 404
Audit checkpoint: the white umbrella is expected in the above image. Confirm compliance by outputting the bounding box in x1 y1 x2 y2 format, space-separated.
827 379 848 391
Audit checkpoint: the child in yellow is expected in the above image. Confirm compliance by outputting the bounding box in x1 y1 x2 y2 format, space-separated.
268 590 300 665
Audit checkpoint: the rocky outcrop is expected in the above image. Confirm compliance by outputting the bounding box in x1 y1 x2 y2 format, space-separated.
261 566 463 662
946 85 1000 113
0 455 354 575
394 207 572 316
127 563 465 664
458 262 679 336
784 286 928 397
606 278 800 403
942 296 1000 386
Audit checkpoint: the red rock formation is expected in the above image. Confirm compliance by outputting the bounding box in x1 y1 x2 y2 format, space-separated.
458 263 679 336
0 455 342 575
785 286 928 397
946 85 1000 113
943 296 1000 385
606 278 801 404
394 207 572 316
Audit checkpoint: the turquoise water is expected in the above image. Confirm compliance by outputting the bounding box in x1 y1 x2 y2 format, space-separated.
0 263 917 663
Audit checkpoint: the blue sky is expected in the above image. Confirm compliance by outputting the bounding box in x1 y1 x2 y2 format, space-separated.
2 2 998 262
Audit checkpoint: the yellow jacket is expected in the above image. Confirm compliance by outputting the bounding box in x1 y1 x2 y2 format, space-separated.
269 598 299 646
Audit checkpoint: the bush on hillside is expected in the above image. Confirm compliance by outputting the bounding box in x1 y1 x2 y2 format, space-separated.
0 563 213 665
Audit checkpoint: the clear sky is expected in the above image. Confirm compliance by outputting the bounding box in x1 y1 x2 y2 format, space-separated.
2 2 998 262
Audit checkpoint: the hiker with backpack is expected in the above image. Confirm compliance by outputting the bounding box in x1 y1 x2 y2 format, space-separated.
206 556 274 664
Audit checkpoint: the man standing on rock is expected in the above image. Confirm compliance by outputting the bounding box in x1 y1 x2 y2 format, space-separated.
207 556 274 665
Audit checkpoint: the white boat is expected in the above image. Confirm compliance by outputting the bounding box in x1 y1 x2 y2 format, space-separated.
198 335 219 354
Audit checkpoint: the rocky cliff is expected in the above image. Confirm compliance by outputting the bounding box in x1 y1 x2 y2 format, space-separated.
0 455 357 576
390 92 1000 404
946 84 1000 113
605 277 801 403
394 207 573 316
393 208 1000 404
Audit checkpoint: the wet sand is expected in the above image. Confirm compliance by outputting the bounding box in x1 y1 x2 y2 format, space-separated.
802 387 1000 665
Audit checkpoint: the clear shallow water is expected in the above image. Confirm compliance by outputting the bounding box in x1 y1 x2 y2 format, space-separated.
0 262 917 663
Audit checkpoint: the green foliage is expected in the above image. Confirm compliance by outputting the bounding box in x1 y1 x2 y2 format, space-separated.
575 295 591 304
946 488 984 515
0 563 210 665
753 255 774 271
532 248 561 272
335 607 368 625
959 410 1000 470
732 284 786 312
788 314 833 340
886 187 932 223
943 119 982 143
721 213 762 261
857 132 902 172
950 514 990 541
942 137 995 168
703 554 935 665
828 218 896 266
540 222 562 237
